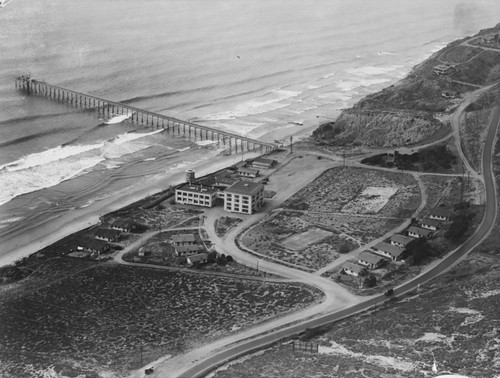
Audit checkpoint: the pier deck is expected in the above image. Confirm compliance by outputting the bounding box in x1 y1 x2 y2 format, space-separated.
15 76 277 154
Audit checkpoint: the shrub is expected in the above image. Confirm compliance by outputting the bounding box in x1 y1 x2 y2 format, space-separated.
363 274 377 288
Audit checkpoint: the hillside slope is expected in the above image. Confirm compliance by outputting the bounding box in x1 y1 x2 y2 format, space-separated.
313 23 500 148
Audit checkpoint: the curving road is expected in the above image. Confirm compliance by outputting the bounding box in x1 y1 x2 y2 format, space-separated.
173 108 500 378
136 99 499 378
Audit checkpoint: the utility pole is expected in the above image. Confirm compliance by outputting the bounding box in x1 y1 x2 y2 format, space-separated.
343 150 346 168
290 136 293 154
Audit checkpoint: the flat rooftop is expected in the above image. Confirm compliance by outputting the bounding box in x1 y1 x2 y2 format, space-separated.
177 183 217 194
226 181 264 196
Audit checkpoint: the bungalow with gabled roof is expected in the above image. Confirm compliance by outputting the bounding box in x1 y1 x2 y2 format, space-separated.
390 234 413 249
77 238 110 255
407 226 433 239
111 220 135 233
251 158 276 170
429 207 453 221
187 253 208 266
357 252 384 269
95 229 121 242
238 167 259 178
341 262 366 277
172 234 196 246
373 242 405 261
175 244 204 257
421 218 441 231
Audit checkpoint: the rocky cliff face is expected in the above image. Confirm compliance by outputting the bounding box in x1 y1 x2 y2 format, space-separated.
323 111 445 148
313 23 500 148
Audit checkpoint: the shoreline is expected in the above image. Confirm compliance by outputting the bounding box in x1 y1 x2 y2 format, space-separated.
0 150 263 268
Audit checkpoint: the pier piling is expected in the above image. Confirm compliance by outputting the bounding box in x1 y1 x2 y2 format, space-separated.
15 76 277 154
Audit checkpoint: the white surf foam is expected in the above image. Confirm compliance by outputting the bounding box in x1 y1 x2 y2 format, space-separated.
195 140 218 146
0 143 104 172
0 156 105 207
0 216 24 224
204 88 301 121
346 65 404 77
0 129 166 207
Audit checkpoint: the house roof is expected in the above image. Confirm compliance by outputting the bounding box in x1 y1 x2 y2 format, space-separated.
172 234 196 244
78 238 109 251
408 226 433 237
238 167 260 175
176 183 217 194
390 234 413 246
429 207 453 218
358 252 384 265
187 253 208 263
252 158 275 167
95 229 121 239
175 245 203 253
374 242 405 258
421 218 441 228
214 173 239 186
342 262 365 274
226 181 264 196
111 220 134 229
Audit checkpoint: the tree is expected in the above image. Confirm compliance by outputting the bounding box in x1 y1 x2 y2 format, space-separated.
445 214 470 242
363 274 377 288
406 238 433 265
338 241 352 254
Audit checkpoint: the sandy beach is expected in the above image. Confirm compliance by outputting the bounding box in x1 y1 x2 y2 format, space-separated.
0 149 263 268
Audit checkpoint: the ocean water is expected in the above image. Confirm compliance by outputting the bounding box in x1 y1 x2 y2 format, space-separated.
0 0 499 254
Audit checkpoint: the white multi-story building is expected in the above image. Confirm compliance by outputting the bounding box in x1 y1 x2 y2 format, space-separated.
224 181 265 214
175 183 217 207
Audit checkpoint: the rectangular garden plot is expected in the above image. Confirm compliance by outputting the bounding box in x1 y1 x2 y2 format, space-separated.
281 228 332 251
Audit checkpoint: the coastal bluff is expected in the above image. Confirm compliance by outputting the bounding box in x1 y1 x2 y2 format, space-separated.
313 22 500 148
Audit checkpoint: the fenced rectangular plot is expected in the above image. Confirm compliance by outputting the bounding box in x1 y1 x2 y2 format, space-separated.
282 228 332 251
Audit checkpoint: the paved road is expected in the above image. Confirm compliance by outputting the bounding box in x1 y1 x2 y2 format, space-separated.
172 105 500 378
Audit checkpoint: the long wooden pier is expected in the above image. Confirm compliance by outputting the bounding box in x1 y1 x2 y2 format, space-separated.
15 76 276 154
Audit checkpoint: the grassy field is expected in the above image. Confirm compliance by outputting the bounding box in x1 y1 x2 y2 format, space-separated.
0 262 322 378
